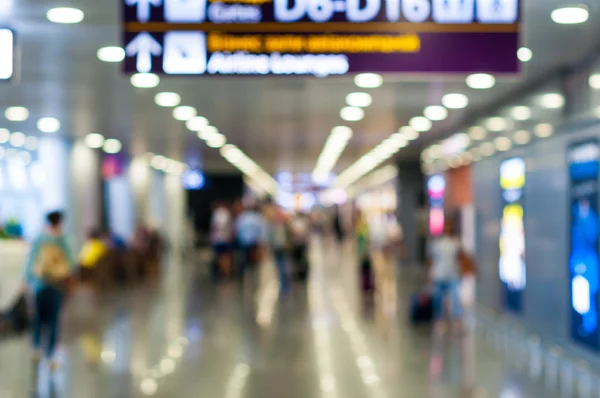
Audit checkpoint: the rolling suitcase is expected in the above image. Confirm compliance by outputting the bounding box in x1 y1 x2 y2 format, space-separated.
410 291 433 324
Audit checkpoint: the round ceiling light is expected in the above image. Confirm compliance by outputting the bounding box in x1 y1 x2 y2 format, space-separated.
97 46 125 63
511 106 532 121
198 125 220 140
345 92 372 107
409 116 432 132
399 126 419 140
389 133 408 148
423 105 448 121
186 116 209 131
466 73 496 89
151 155 167 170
441 93 469 109
551 5 589 24
331 126 353 140
18 151 31 165
10 132 25 147
25 136 38 150
47 7 84 24
0 128 9 143
130 73 160 88
535 123 554 138
494 136 512 151
513 130 531 145
85 133 105 148
173 106 197 121
538 93 565 109
468 126 487 140
589 73 600 89
479 142 496 157
37 117 61 133
485 117 508 132
103 138 122 154
353 73 383 88
5 106 29 121
517 47 533 63
206 134 227 148
155 92 181 107
340 106 364 122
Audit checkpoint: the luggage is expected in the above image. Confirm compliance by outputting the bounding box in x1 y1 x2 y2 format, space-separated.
410 291 433 324
360 257 374 293
0 292 30 335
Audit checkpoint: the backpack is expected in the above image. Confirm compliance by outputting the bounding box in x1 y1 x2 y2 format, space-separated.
34 242 70 285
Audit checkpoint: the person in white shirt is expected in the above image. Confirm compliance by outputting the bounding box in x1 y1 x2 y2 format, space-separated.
235 204 267 279
210 202 233 280
428 222 463 329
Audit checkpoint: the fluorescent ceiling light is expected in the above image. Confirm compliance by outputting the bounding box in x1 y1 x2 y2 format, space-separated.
442 93 469 109
511 106 531 121
485 117 508 132
354 73 383 88
103 138 122 154
494 136 512 151
389 133 408 148
151 155 167 170
173 106 197 121
186 116 209 131
331 126 353 140
47 7 84 24
513 130 531 145
5 106 29 121
423 105 448 121
206 134 227 148
340 106 364 122
409 116 432 132
9 132 24 147
345 92 372 107
97 46 125 63
551 5 589 24
399 126 419 140
37 117 60 133
130 73 160 88
589 74 600 89
198 125 220 140
84 133 104 148
0 128 9 143
155 92 181 107
466 73 495 89
535 123 553 138
517 47 533 63
468 126 487 140
538 93 565 109
25 136 38 150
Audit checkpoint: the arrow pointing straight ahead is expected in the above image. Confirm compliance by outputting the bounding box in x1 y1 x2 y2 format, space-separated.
125 0 162 22
126 32 162 73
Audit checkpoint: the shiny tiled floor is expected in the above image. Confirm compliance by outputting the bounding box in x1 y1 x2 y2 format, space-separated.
0 237 558 398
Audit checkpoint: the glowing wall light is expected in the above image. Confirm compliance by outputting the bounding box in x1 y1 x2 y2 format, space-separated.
499 157 526 312
427 174 445 236
568 140 600 350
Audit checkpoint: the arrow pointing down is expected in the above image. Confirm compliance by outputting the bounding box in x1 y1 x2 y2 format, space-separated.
126 32 162 73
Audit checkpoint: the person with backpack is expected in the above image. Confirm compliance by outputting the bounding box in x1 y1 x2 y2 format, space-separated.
23 211 75 370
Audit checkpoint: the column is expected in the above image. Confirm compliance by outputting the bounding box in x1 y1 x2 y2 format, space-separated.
69 141 101 249
164 173 185 250
105 157 135 241
397 163 425 266
129 156 151 225
147 170 166 227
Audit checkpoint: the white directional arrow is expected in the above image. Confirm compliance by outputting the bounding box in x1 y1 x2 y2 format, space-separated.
125 0 162 23
126 32 162 73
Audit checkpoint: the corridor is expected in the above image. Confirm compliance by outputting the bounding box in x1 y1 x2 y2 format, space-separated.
0 239 555 398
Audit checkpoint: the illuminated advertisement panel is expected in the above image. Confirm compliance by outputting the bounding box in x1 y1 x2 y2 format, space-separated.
427 174 445 236
122 0 520 76
568 140 600 350
499 157 525 312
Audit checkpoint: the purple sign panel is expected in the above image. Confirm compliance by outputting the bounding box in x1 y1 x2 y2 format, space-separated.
122 0 520 76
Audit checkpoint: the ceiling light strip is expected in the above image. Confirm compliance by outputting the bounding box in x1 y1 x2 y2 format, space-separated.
221 144 278 195
312 127 352 184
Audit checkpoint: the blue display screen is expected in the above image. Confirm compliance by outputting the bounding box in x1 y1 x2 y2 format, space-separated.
569 140 600 351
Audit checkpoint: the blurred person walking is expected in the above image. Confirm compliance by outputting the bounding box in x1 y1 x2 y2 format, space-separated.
289 212 310 281
267 207 290 293
210 201 233 281
427 222 464 334
235 203 267 281
78 229 108 290
23 211 75 370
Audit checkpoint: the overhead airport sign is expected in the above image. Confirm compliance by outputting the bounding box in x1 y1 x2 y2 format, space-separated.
122 0 520 76
0 28 14 80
